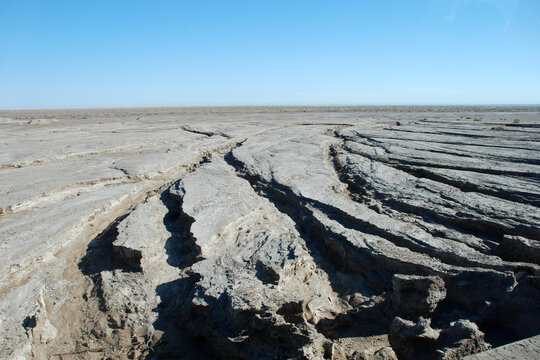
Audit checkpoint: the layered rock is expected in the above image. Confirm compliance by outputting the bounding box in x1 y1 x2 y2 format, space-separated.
0 107 539 359
392 275 446 318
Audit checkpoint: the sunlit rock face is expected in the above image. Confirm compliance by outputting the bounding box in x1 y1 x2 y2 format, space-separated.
0 106 539 359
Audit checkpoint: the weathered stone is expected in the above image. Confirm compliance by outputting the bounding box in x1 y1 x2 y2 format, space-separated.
501 235 540 265
388 316 440 359
437 320 491 359
373 346 398 360
463 334 540 360
389 317 491 360
392 274 447 317
0 107 539 359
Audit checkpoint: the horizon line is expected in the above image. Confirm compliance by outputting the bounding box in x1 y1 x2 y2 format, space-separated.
1 103 540 112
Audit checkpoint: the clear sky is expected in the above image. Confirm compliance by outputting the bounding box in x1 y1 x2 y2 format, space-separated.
0 0 539 109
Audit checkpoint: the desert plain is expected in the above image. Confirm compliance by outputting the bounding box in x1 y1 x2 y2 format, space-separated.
0 106 539 359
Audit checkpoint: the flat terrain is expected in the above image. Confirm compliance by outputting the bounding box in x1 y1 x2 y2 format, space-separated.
0 106 539 359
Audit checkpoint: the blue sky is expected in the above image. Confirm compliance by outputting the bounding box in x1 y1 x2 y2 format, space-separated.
0 0 539 109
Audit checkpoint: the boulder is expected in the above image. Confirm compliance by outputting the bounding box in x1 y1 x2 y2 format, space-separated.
437 320 491 359
389 317 490 360
392 274 446 317
388 316 440 359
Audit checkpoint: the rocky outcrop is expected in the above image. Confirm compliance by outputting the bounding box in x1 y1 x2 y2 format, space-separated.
0 107 539 359
463 334 540 359
389 317 490 360
392 275 446 318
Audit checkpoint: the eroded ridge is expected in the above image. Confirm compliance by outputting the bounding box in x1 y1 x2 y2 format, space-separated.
0 107 539 359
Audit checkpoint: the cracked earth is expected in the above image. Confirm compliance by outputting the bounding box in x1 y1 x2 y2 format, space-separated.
0 106 539 359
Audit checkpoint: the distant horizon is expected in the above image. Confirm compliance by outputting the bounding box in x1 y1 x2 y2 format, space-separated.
1 1 539 109
3 101 540 113
2 103 540 112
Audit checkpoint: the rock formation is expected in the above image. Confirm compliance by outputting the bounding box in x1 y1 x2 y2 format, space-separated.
0 106 538 359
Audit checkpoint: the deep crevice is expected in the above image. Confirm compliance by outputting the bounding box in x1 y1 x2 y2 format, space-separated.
224 150 435 293
150 174 315 359
222 148 534 348
344 130 540 154
330 139 540 242
79 213 138 276
395 164 540 207
146 182 212 360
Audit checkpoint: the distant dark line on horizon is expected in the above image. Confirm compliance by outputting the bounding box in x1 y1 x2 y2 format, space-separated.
1 104 540 112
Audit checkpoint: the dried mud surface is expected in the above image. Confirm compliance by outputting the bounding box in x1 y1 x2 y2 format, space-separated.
0 106 539 359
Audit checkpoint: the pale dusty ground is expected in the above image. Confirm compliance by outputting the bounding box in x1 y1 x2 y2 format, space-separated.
0 106 538 359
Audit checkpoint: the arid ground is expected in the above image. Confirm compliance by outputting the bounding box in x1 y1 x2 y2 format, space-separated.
0 106 539 359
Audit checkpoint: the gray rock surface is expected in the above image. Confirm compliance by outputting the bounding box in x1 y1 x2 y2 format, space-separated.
389 317 490 360
0 106 539 359
392 274 446 317
463 334 540 359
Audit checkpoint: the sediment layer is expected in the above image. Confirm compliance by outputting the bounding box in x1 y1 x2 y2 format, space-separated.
0 106 538 359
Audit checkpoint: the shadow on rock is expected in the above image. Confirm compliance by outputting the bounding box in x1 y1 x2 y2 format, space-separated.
78 213 138 276
146 183 212 359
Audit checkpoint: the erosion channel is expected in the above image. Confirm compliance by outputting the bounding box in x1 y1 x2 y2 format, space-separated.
0 106 539 359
